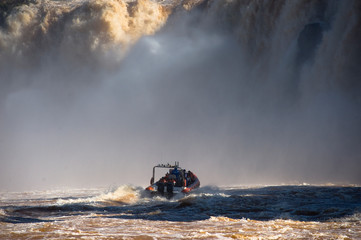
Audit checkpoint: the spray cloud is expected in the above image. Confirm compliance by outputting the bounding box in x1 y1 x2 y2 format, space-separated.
0 0 360 191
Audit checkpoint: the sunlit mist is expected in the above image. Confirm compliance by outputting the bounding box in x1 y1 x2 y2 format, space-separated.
0 0 361 191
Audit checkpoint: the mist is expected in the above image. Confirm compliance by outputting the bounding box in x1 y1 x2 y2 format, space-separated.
1 0 361 191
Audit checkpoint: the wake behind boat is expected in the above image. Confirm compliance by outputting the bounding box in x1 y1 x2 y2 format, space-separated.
145 162 200 198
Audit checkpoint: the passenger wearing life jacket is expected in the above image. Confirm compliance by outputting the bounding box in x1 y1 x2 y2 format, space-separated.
187 171 195 185
182 169 187 187
171 167 182 187
171 168 179 178
160 174 168 183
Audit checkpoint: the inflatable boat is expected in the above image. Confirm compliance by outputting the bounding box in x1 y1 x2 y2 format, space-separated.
145 162 200 197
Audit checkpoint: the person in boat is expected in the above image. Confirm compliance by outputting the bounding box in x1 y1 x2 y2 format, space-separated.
173 167 188 187
159 173 168 183
171 168 179 178
168 167 179 186
156 172 171 193
187 170 196 186
182 169 187 187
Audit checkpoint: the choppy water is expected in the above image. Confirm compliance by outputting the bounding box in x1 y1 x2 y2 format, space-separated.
1 185 360 239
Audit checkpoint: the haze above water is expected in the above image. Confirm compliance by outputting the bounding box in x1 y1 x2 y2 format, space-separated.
0 0 360 191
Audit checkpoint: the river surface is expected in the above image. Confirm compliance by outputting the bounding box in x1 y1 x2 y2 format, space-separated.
1 185 360 239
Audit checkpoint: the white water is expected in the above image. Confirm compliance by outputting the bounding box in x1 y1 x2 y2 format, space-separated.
1 185 360 239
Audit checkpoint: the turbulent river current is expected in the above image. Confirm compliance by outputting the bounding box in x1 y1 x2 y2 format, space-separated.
1 0 361 238
1 185 361 239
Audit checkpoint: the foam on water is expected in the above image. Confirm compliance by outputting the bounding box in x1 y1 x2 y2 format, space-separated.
55 185 142 205
1 185 360 239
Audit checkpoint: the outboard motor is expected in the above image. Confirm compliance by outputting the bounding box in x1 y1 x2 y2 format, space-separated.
157 182 164 193
166 182 173 194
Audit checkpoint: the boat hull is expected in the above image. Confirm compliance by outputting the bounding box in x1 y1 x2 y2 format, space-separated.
145 177 200 198
145 163 200 198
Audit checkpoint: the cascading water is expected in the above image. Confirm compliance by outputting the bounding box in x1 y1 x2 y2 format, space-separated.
1 0 360 189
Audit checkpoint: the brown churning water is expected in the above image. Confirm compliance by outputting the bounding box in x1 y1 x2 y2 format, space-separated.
0 185 360 239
